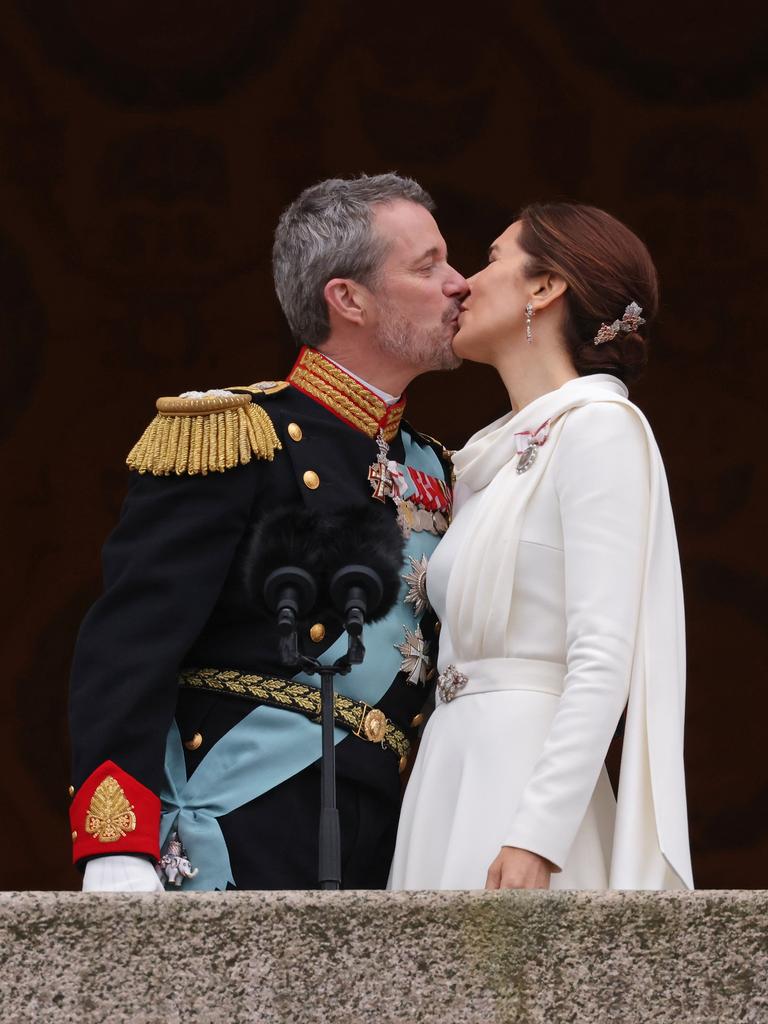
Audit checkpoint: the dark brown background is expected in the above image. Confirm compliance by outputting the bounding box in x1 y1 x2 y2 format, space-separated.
2 1 766 890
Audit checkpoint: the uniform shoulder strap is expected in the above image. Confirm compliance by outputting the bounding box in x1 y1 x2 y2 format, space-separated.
405 424 454 462
225 380 291 397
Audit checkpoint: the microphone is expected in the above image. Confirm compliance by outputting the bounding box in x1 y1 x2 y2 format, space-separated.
330 566 382 638
322 504 405 664
240 503 405 660
240 507 326 663
263 567 316 637
323 504 404 631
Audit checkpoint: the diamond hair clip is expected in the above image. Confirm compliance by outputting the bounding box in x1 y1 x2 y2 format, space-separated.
593 301 646 346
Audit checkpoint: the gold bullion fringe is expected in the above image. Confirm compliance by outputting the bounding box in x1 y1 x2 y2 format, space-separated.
179 666 410 760
126 402 281 476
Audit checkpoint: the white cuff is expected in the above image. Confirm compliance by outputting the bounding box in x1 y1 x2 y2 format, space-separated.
82 855 165 893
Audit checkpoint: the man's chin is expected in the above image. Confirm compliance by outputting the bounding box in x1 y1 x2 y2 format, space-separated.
372 321 462 373
442 351 463 371
425 343 462 372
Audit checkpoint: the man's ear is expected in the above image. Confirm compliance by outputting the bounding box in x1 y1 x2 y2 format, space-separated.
324 278 368 327
532 273 568 312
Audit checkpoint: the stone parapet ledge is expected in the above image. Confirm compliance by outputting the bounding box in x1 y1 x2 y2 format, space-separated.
1 890 766 1023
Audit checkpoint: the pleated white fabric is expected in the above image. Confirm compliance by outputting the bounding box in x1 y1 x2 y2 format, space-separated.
82 855 165 892
389 375 693 891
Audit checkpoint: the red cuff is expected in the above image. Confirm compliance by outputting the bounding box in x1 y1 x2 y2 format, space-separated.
70 760 161 865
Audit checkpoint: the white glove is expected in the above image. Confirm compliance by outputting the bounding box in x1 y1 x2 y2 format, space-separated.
82 855 165 892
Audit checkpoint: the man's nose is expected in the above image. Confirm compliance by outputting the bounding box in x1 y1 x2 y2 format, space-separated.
444 265 470 299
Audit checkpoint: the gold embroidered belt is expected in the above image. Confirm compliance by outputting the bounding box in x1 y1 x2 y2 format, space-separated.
179 667 410 769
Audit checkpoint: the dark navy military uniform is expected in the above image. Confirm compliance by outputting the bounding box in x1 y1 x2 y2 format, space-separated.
68 346 452 889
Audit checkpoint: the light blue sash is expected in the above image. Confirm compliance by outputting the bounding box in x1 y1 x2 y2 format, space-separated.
160 432 444 890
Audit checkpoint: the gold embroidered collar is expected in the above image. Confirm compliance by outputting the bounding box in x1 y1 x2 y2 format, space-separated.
288 346 406 442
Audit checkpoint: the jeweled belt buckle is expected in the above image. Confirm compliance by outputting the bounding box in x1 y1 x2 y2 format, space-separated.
436 664 469 703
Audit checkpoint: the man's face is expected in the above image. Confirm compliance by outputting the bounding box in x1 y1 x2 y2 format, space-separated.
367 200 469 371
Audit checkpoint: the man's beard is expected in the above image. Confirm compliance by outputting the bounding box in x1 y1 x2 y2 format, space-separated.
373 299 462 371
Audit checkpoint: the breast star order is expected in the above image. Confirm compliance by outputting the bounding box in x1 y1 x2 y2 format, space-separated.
395 625 432 687
402 554 430 619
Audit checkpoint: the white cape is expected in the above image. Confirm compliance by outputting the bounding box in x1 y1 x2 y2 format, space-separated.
446 379 693 890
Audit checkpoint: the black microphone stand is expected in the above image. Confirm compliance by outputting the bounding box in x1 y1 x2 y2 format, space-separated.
302 649 356 890
264 566 376 891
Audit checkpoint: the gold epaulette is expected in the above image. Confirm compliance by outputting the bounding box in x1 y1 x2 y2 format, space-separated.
126 389 282 476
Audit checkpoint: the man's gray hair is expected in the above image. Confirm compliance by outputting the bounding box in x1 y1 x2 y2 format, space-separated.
272 173 435 347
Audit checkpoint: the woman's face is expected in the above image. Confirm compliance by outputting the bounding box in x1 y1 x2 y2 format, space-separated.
453 221 532 364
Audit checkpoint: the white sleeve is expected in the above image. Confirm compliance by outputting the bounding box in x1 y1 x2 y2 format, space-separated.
82 855 165 892
502 402 650 869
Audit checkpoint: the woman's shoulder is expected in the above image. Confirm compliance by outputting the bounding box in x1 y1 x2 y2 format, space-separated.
554 398 651 474
560 396 649 441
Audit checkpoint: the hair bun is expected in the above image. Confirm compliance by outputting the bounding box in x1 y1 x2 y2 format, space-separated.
574 329 648 384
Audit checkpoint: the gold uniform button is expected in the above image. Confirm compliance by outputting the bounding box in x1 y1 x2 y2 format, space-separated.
310 623 326 643
287 422 303 442
410 713 425 728
303 470 320 490
71 830 78 842
434 621 442 635
399 755 408 774
184 732 203 751
68 785 75 798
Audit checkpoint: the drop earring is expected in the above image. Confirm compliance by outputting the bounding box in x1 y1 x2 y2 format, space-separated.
525 302 534 343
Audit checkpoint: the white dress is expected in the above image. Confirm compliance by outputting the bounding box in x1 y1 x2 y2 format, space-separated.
388 375 693 891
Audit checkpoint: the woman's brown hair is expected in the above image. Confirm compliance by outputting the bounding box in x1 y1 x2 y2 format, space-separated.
517 203 659 384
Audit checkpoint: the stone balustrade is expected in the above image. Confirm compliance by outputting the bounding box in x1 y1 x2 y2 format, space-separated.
1 890 766 1023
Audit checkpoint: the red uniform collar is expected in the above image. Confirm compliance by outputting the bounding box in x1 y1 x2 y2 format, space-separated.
288 346 406 442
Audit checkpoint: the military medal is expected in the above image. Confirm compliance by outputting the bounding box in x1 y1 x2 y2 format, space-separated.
403 554 430 618
369 430 413 538
369 430 451 538
396 500 414 538
368 430 397 501
408 467 451 513
515 419 551 475
395 625 432 686
433 510 449 534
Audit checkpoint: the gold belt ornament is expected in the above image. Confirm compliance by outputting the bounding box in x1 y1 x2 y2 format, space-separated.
179 667 411 771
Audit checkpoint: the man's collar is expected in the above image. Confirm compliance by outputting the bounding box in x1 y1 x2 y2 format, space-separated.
323 354 401 406
288 346 406 441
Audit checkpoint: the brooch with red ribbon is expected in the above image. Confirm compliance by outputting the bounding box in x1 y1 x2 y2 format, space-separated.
514 419 551 475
